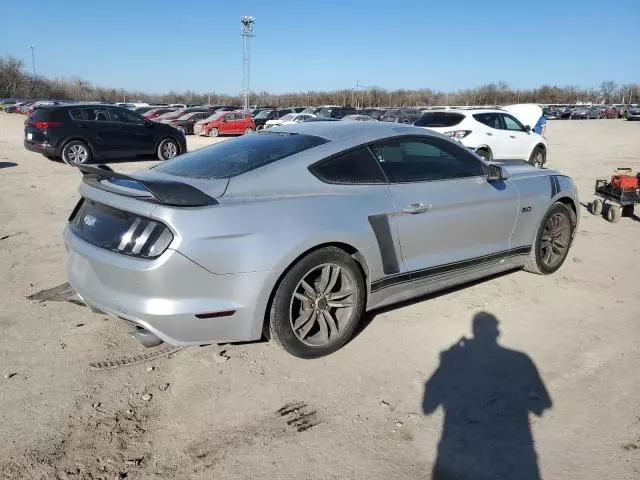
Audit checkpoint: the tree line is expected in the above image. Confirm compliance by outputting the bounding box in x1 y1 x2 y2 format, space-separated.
1 55 639 107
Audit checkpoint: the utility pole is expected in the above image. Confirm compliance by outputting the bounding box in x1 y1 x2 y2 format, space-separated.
241 16 255 110
28 45 36 78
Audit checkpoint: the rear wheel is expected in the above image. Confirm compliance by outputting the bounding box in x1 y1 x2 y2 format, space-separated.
208 127 219 138
157 138 179 161
244 127 254 134
524 202 575 275
62 140 92 165
529 146 546 167
268 247 366 358
476 149 491 162
590 199 603 216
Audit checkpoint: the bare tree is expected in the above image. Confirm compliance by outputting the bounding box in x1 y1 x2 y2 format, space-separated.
600 80 617 103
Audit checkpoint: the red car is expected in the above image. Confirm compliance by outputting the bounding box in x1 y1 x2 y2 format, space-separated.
201 111 255 137
143 107 177 120
601 106 618 119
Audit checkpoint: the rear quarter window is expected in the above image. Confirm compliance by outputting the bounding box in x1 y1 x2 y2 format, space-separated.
153 132 329 179
310 147 387 184
414 112 464 127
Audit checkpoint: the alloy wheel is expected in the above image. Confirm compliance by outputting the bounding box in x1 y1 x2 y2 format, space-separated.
67 144 88 164
289 264 356 347
539 212 571 269
162 141 177 159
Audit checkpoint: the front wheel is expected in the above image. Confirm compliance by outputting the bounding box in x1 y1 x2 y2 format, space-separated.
590 199 603 216
157 138 179 161
529 146 546 168
268 247 366 358
524 202 575 275
208 127 219 138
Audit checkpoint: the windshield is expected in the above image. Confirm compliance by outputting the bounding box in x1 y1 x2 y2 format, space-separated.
255 110 273 119
414 112 465 127
177 112 197 121
202 112 224 122
154 132 329 179
301 108 316 114
279 114 295 121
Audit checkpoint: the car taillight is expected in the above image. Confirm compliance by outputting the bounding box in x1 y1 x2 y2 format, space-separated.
444 130 472 139
26 121 63 129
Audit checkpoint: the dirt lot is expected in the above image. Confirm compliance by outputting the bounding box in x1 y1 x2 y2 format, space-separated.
0 113 639 479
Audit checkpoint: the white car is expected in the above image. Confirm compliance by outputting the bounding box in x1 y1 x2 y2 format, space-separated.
414 108 548 166
264 113 315 128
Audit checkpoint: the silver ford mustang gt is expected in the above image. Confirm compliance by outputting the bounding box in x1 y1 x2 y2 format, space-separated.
65 122 579 358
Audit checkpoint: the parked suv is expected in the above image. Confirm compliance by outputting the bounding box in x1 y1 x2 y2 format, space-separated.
200 111 255 137
381 108 422 124
253 108 295 130
24 103 187 164
316 106 357 119
414 109 548 166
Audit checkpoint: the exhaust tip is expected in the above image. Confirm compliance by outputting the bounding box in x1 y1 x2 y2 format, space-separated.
132 326 164 348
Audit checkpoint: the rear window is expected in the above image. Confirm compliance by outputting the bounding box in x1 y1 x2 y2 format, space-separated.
29 108 55 121
414 112 464 127
153 132 329 179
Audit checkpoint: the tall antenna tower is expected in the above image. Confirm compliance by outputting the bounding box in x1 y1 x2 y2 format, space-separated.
241 16 255 110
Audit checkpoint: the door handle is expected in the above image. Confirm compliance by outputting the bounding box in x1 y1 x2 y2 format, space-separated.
510 135 516 138
486 132 493 136
402 202 432 214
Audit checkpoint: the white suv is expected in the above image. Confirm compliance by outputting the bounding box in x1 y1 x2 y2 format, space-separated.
414 109 548 166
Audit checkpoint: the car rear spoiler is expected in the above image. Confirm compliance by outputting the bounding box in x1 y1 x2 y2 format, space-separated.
76 164 218 207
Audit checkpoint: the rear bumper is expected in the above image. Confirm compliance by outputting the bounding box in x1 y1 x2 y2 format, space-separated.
64 226 271 345
627 113 640 120
24 140 57 156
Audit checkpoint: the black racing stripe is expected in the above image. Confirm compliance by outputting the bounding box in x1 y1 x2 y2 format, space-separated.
550 175 558 197
370 247 532 293
553 175 562 195
368 214 400 275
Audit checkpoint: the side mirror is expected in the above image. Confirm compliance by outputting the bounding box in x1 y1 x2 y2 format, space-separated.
525 125 531 133
487 164 508 182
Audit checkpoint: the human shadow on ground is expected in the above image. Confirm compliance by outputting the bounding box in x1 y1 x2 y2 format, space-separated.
0 161 17 169
422 312 552 480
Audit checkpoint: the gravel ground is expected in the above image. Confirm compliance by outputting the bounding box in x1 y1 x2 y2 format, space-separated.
0 113 639 479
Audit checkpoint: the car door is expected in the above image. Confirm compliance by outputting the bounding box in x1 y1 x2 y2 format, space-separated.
108 107 154 154
471 112 512 160
369 136 519 286
500 113 531 160
79 107 122 157
189 112 208 133
218 113 236 134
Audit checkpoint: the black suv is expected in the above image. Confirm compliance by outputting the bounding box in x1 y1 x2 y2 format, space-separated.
253 108 295 130
316 106 357 119
24 103 187 164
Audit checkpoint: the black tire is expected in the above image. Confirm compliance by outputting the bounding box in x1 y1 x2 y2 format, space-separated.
524 202 575 275
476 149 491 162
622 204 635 217
268 247 366 359
61 140 92 165
590 199 603 216
157 138 179 161
208 127 219 138
606 204 621 223
529 146 546 167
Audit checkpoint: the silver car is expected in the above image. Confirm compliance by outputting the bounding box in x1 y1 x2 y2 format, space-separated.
65 122 579 358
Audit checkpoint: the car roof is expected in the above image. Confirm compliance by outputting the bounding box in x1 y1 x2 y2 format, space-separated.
271 120 441 143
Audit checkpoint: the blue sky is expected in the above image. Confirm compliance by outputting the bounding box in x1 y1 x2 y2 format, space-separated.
2 0 639 95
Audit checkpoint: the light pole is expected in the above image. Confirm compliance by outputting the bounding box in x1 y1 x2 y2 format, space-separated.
241 16 255 110
28 45 36 78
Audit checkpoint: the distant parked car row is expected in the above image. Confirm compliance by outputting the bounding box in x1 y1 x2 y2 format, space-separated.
544 104 638 120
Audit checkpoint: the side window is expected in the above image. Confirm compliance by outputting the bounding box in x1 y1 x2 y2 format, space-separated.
109 108 145 124
69 109 86 121
224 114 234 121
472 113 501 129
501 114 525 132
82 107 110 122
310 147 387 184
370 137 486 183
